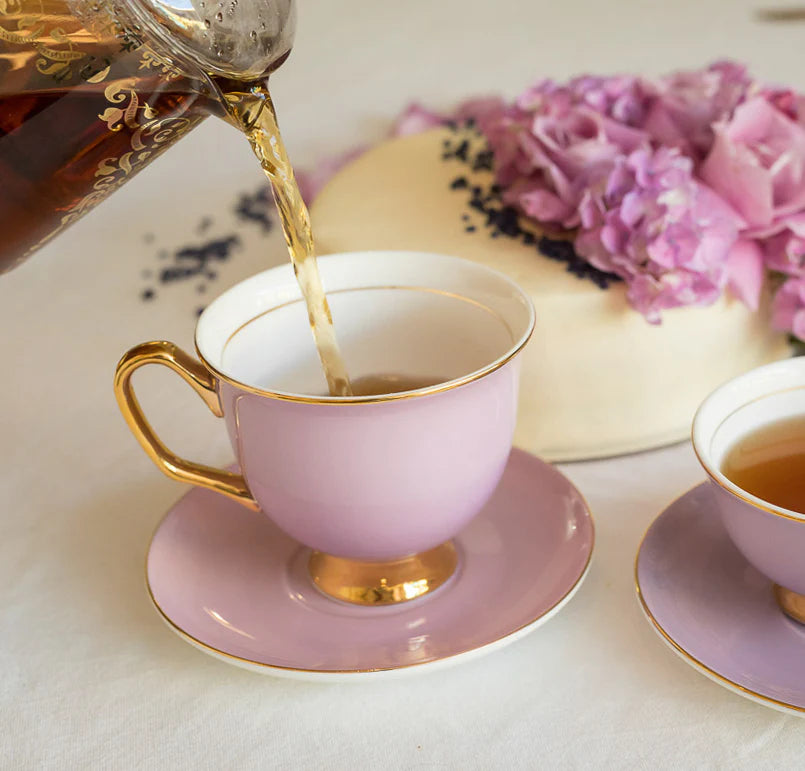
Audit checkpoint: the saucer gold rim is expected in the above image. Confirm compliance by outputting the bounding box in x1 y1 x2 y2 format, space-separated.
147 556 594 678
635 486 805 716
144 475 595 677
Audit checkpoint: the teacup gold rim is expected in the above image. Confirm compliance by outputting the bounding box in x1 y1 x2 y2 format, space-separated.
220 285 519 354
634 486 805 714
194 286 536 405
143 456 594 676
691 382 805 525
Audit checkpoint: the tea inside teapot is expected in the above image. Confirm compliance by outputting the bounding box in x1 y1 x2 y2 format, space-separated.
0 0 352 395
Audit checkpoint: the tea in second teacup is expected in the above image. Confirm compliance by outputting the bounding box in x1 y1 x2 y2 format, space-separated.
721 415 805 514
341 373 445 397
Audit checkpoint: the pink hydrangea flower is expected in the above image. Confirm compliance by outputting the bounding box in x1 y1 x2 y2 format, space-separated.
572 147 742 321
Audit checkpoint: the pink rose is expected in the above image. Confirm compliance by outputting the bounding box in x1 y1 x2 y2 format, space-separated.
701 96 805 229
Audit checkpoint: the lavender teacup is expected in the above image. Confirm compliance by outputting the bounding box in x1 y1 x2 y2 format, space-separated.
115 251 535 606
693 358 805 623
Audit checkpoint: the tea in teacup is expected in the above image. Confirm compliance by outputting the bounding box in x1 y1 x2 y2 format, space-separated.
721 415 805 514
345 373 445 397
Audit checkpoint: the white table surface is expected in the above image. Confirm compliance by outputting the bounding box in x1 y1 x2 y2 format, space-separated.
4 0 805 767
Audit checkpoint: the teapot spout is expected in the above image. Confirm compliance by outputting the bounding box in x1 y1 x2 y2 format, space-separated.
124 0 295 81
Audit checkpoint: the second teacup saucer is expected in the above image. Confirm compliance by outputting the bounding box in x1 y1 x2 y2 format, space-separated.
637 484 805 716
146 448 594 681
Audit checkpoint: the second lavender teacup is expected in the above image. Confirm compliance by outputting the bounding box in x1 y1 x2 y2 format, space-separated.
693 358 805 623
115 250 535 607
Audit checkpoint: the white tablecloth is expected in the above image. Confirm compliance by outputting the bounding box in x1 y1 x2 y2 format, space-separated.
3 0 805 766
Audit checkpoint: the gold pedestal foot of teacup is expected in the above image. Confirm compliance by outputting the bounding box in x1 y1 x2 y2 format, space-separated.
773 584 805 624
308 541 458 606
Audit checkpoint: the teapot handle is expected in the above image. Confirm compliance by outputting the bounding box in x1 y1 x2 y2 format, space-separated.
114 341 259 511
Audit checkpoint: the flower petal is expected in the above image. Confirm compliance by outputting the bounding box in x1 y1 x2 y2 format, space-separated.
701 124 774 227
725 239 764 310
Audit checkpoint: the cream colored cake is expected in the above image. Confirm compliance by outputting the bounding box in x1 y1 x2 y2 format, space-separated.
311 127 790 461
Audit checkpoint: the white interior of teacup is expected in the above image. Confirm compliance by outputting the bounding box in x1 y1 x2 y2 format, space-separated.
195 251 535 399
692 356 805 518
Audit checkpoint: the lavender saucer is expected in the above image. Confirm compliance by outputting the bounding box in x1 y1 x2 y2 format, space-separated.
637 484 805 716
146 448 594 681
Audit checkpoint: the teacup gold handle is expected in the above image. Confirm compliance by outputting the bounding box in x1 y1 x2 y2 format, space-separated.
114 341 259 511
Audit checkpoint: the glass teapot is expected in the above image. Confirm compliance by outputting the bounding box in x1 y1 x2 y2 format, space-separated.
0 0 295 272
